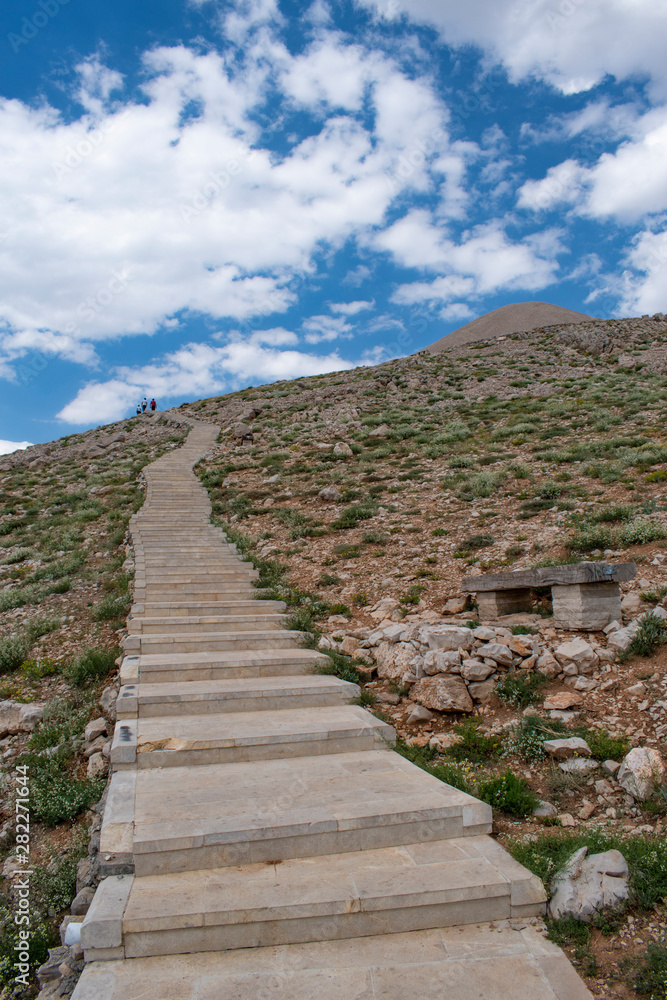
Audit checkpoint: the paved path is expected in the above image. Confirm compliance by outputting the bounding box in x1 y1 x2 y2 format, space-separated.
73 421 592 999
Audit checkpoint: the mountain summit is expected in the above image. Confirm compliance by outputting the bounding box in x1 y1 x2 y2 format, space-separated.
425 301 593 352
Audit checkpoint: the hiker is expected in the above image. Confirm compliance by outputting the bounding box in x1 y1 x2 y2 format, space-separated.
150 398 156 411
136 404 141 415
141 397 147 412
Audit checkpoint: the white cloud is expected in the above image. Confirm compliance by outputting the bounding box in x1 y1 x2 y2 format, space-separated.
391 275 475 305
57 339 356 424
0 34 470 381
518 107 667 223
301 314 353 344
357 0 667 99
329 300 374 315
617 226 667 315
0 439 32 455
376 210 563 297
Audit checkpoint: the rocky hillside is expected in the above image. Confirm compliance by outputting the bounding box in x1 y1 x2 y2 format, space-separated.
186 312 667 998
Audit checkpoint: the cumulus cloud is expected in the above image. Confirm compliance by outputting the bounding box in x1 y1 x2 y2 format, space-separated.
0 28 468 381
376 210 564 300
357 0 667 98
518 107 667 224
0 440 32 455
617 225 667 315
57 339 355 425
329 300 375 315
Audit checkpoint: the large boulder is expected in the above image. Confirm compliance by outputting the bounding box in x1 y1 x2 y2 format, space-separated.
411 675 473 713
617 747 665 800
0 701 44 737
422 626 474 653
375 642 419 684
553 638 599 674
475 642 513 667
549 847 629 921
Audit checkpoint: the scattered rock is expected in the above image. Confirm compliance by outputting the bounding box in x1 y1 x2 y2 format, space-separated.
533 800 557 818
617 747 665 800
543 737 592 761
318 485 342 502
0 700 44 737
86 753 108 779
410 675 474 713
558 757 597 774
554 637 598 673
443 596 467 614
549 847 629 921
84 718 107 743
406 705 434 725
332 441 353 458
475 642 513 666
543 692 583 711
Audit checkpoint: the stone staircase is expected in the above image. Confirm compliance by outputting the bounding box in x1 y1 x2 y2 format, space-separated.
72 421 592 1000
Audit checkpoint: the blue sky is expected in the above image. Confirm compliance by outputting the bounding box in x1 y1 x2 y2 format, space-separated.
1 0 667 450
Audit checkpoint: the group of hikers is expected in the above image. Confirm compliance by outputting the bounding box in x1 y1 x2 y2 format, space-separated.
136 397 157 415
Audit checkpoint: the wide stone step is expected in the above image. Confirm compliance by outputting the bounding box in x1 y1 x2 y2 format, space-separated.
119 647 330 684
135 570 259 581
127 615 286 634
136 588 261 602
110 705 394 770
116 674 360 718
122 630 305 655
72 923 593 1000
131 599 286 616
82 837 545 961
100 749 492 876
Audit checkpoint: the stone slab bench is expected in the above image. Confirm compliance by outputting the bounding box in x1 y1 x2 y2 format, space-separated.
462 562 635 628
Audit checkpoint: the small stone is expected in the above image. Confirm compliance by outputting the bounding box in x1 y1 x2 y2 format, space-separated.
443 596 467 614
621 593 643 615
376 692 400 705
543 737 592 761
70 886 96 916
543 692 583 711
475 642 513 666
407 705 434 725
332 441 353 458
627 682 647 696
557 813 577 827
533 800 557 818
86 752 107 778
318 485 342 502
558 757 598 774
549 847 629 921
578 801 597 820
339 636 359 656
602 759 621 776
84 718 107 743
460 658 495 682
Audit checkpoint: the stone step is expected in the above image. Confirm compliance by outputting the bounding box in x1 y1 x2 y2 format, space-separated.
135 588 261 602
130 599 286 616
116 674 360 718
119 647 330 684
72 922 593 1000
82 837 545 961
100 749 492 876
121 630 304 655
110 705 394 769
127 615 286 634
135 570 259 580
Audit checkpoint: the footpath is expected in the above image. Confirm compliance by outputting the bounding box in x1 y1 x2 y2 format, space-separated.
72 420 592 1000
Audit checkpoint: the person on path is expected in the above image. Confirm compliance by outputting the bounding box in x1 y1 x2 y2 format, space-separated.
150 398 157 411
141 397 147 412
136 404 141 415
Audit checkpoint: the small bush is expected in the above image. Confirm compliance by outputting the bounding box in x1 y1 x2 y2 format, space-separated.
457 533 495 553
630 612 667 656
0 635 29 674
446 720 504 764
631 943 667 999
476 770 539 817
62 646 119 686
495 671 547 709
509 714 568 761
92 594 131 622
316 650 361 685
330 503 378 530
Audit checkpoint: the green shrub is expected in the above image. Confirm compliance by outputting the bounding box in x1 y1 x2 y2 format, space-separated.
495 671 548 709
20 751 105 826
446 720 504 763
477 770 539 817
575 727 629 761
315 651 361 685
0 635 29 674
509 714 568 761
618 519 667 546
630 612 667 656
330 503 378 530
456 533 495 553
62 646 119 686
92 594 131 622
631 943 667 999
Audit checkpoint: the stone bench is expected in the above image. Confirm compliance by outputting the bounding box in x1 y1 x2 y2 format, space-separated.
461 562 636 629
